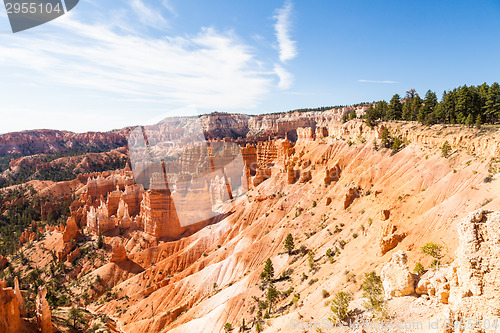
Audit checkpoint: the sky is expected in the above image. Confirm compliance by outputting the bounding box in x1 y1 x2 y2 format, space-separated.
0 0 499 133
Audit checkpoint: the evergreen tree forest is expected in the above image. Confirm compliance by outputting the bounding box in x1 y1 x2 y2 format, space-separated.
364 83 500 127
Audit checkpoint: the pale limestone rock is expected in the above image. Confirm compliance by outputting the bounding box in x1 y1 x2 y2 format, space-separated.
443 210 500 332
381 250 416 299
415 267 450 304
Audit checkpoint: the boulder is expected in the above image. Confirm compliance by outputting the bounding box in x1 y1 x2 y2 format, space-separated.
381 209 390 221
381 251 416 299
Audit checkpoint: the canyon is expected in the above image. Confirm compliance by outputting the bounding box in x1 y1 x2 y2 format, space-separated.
0 110 499 332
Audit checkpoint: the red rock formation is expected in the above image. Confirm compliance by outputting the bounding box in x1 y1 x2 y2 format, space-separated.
57 243 73 262
14 277 24 316
381 209 391 221
256 141 278 168
110 244 128 263
62 217 80 243
0 255 8 271
0 280 21 333
241 144 257 176
324 165 341 184
19 229 36 247
299 170 312 183
66 248 81 263
36 287 53 333
343 187 360 209
379 224 407 255
286 165 300 184
253 168 272 187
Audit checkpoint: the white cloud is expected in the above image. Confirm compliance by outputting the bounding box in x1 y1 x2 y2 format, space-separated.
274 64 293 90
162 0 177 16
358 79 399 84
129 0 168 29
274 1 297 63
0 14 272 111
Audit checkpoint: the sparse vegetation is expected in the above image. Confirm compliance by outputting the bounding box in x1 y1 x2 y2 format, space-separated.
421 242 444 267
413 262 425 275
330 291 352 323
284 233 294 255
361 271 385 312
441 141 452 158
260 258 274 282
223 322 233 332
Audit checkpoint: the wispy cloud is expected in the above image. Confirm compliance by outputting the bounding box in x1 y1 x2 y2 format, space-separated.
161 0 178 16
274 64 293 90
358 79 399 84
274 1 297 63
129 0 168 29
0 13 272 112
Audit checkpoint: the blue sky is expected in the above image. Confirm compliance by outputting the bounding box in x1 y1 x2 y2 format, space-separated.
0 0 499 133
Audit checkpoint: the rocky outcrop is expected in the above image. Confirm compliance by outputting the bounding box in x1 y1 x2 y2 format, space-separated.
253 168 272 187
444 210 500 331
299 170 312 183
0 255 7 271
36 287 53 333
287 166 300 184
19 229 36 246
415 268 450 304
110 244 128 263
343 187 360 209
14 277 24 316
66 247 81 263
297 127 315 142
324 165 341 184
379 224 407 255
381 251 416 299
62 217 80 243
381 209 390 221
315 127 328 139
0 280 21 333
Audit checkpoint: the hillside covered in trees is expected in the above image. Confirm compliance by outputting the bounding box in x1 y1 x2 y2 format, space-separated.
362 82 500 126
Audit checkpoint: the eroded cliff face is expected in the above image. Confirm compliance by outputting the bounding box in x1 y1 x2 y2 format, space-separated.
444 210 500 332
5 119 500 333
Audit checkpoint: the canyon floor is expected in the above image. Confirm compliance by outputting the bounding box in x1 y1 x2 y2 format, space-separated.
1 119 499 333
